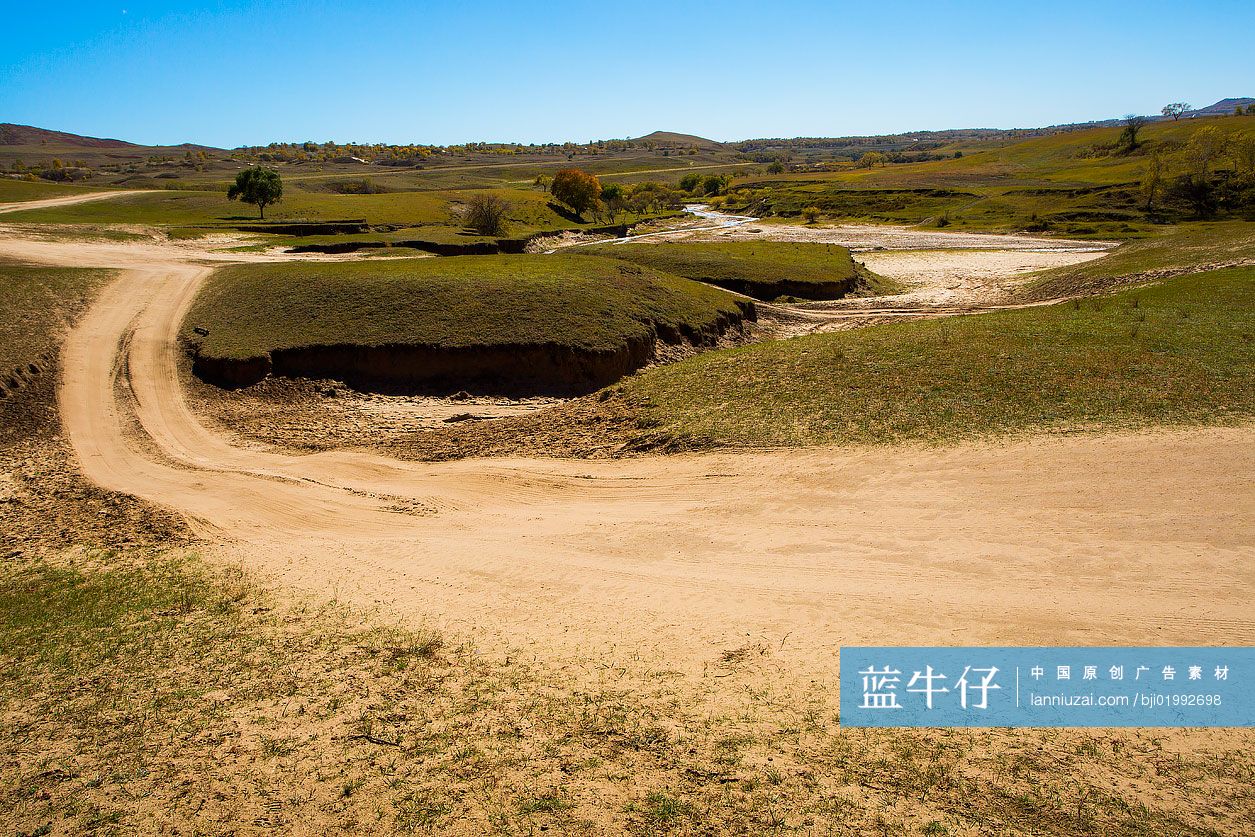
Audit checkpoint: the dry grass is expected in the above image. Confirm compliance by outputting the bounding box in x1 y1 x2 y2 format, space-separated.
2 550 1250 835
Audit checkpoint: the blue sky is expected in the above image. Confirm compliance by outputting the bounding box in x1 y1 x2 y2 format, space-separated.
1 1 1250 147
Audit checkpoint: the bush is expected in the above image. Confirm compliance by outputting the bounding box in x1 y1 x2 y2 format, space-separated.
462 193 511 236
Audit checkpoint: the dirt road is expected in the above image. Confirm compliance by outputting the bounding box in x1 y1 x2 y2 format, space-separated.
0 190 154 215
2 220 1252 676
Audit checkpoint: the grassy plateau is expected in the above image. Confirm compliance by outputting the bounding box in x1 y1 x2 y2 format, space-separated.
185 255 744 359
183 255 750 393
572 240 897 300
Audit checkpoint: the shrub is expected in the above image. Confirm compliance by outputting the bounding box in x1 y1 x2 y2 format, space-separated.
462 193 511 236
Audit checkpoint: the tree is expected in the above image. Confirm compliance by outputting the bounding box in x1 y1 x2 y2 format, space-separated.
463 193 511 235
802 206 821 224
599 183 625 220
550 168 601 217
1162 102 1191 121
227 166 283 219
856 151 886 168
1184 126 1227 179
1231 132 1255 174
766 161 786 174
1140 152 1166 213
701 174 730 196
1118 114 1147 151
678 173 703 192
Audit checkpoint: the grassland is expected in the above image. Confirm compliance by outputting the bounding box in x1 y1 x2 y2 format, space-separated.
572 240 897 300
4 549 1247 835
0 184 676 249
186 256 743 358
615 266 1254 448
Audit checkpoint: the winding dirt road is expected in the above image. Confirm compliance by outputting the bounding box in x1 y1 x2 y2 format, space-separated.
3 195 1252 676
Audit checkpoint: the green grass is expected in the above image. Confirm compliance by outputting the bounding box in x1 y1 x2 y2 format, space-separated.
184 254 745 360
572 240 897 300
1022 221 1255 299
618 267 1255 448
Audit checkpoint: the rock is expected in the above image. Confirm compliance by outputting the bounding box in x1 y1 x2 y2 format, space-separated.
450 390 471 401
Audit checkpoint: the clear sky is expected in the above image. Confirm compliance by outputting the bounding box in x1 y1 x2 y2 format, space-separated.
1 1 1250 147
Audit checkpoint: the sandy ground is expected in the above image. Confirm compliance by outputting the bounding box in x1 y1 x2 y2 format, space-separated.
0 213 1250 685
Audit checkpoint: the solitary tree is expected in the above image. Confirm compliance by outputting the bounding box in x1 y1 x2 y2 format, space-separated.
802 206 821 224
1161 102 1191 121
766 160 786 174
1118 115 1148 151
228 166 283 219
463 193 511 235
550 168 602 217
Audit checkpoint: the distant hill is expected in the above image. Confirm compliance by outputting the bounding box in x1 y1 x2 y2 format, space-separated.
1186 98 1254 117
0 123 137 149
632 131 725 149
0 123 218 152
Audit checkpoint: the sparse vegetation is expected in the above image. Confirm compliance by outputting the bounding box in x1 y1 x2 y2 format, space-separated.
3 549 1250 834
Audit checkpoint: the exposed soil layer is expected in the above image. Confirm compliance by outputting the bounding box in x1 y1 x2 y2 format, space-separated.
190 303 753 395
698 274 858 301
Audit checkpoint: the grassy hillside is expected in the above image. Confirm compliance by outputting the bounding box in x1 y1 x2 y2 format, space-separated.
731 115 1255 237
616 266 1254 448
572 241 896 300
